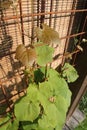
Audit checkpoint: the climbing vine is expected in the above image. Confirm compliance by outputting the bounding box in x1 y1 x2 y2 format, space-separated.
0 23 79 130
0 1 79 130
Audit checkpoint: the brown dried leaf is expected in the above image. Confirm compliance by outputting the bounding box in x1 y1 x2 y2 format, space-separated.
15 44 37 67
26 48 37 66
35 24 61 45
64 52 72 59
15 44 26 59
0 0 13 10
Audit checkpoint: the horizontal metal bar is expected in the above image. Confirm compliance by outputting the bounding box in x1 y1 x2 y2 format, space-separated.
0 14 72 27
60 31 86 40
1 9 87 21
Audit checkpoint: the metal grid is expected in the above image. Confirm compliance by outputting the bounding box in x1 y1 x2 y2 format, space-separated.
0 0 87 117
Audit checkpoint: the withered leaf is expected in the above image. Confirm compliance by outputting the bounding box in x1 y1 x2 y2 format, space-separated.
35 24 61 45
15 44 37 67
64 52 72 59
0 0 13 10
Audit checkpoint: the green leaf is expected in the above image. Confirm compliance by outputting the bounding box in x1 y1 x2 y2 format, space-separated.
35 45 54 66
34 68 45 83
0 116 10 130
62 63 79 83
38 69 71 129
39 68 71 107
27 84 39 102
6 120 19 130
0 116 10 126
55 124 64 130
15 91 40 122
45 104 59 127
74 117 87 130
22 122 38 130
14 69 72 130
38 115 53 130
0 123 9 130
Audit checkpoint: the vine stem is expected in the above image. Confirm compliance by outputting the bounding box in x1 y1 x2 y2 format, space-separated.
45 64 48 79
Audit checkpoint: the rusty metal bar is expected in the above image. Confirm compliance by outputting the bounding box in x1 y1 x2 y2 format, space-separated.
49 0 53 27
19 0 25 44
1 9 87 21
40 0 45 25
0 89 25 116
37 0 40 27
0 88 25 105
0 85 12 114
73 15 87 65
61 0 77 65
60 31 86 40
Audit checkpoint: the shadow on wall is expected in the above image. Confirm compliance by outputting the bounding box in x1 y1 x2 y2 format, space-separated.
0 75 27 117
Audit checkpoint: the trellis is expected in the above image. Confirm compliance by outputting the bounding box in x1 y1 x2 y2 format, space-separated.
0 0 87 119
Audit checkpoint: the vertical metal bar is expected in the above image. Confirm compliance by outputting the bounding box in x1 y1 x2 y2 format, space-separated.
49 0 53 27
61 0 77 65
72 0 87 65
73 15 87 64
0 11 7 37
54 0 59 29
31 0 35 43
37 0 40 27
19 0 25 44
0 85 12 113
40 0 45 26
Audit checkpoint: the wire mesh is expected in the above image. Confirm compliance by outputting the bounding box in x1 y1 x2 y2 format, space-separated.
0 0 87 117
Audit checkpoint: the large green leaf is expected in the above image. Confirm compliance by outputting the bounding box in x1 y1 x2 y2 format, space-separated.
15 99 40 122
39 68 71 106
38 68 71 129
38 115 54 130
62 63 79 83
35 45 54 66
14 68 72 130
45 104 59 127
15 87 40 122
27 84 39 102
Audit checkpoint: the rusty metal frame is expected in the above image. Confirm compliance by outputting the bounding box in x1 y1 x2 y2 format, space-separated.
0 9 87 21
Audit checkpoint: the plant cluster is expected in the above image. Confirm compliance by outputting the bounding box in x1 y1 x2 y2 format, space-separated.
79 92 87 115
0 24 79 130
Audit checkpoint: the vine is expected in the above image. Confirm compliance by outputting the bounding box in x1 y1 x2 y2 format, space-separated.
0 1 79 130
